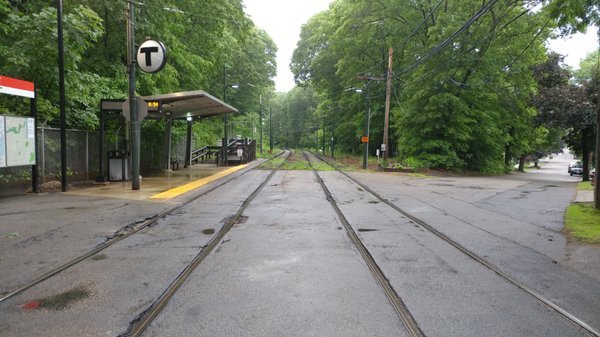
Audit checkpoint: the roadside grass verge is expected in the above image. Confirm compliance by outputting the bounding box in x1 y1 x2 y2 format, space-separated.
565 203 600 243
577 181 594 191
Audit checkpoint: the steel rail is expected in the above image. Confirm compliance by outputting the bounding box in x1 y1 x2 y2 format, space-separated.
311 152 600 337
303 151 426 337
0 151 287 304
127 150 292 337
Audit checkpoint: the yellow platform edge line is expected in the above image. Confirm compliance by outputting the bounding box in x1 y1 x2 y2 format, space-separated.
150 164 249 199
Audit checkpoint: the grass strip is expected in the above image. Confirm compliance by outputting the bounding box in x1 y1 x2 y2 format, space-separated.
565 203 600 243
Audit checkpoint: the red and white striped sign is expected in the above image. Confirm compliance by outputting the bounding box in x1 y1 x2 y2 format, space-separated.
0 76 35 98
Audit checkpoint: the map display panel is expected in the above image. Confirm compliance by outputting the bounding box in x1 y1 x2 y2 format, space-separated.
0 116 5 167
4 116 36 167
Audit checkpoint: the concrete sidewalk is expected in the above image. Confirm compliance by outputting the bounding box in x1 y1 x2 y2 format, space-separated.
574 190 594 203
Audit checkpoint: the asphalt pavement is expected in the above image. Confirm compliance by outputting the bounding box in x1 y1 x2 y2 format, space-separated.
0 151 598 336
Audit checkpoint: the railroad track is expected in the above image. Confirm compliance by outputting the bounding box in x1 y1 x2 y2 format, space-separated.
303 151 425 337
124 149 293 337
305 151 600 337
0 150 291 305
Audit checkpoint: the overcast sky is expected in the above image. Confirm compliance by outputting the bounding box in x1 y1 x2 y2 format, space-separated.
548 26 598 68
243 0 332 92
243 1 599 92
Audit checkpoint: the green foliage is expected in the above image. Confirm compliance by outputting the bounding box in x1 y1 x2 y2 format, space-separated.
0 1 278 171
0 5 108 128
287 0 550 172
543 0 600 36
532 52 596 176
574 50 600 84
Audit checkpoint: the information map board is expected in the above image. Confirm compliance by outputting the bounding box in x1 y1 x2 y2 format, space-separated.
0 115 36 168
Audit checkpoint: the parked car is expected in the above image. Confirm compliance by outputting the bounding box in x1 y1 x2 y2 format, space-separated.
568 160 581 174
570 163 584 176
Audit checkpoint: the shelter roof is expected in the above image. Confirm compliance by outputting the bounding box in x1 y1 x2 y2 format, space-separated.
101 90 237 120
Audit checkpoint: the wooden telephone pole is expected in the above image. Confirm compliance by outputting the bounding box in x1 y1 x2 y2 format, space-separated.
383 47 393 160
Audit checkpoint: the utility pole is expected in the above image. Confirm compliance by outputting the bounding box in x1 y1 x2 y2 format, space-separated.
127 1 140 190
383 47 393 160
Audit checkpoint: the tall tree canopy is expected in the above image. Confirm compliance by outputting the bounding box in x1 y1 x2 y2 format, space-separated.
289 0 551 172
0 0 277 135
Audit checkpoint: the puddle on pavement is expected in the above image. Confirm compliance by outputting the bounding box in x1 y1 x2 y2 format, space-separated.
91 254 108 261
23 286 91 310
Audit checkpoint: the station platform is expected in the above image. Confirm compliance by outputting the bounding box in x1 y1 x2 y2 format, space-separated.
66 163 256 201
0 159 266 303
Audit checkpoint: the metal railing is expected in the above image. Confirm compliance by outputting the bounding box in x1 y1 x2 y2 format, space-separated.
216 139 256 166
190 145 221 164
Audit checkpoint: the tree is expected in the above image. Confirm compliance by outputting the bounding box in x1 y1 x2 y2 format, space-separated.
0 1 279 173
289 0 550 172
532 53 596 179
395 0 548 172
0 4 112 129
544 0 600 208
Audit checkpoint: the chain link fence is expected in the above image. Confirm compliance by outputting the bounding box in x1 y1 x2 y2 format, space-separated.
0 127 189 197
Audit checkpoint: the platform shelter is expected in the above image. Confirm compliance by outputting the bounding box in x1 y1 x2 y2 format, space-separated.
98 90 237 182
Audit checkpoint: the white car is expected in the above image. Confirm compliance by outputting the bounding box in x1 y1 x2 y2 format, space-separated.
568 160 581 174
570 163 584 176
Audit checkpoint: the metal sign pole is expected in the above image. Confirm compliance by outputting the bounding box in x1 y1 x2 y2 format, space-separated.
31 89 38 193
127 1 140 190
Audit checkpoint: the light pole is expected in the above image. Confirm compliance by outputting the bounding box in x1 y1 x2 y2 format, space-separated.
331 105 336 159
57 0 67 191
259 95 263 154
357 75 384 170
222 66 238 166
322 116 325 154
362 82 372 170
269 107 273 153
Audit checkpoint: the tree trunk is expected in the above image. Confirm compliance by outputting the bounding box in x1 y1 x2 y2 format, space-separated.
582 130 590 181
504 143 511 167
518 155 525 172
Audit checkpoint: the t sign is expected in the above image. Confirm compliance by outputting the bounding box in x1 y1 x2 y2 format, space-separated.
136 40 167 74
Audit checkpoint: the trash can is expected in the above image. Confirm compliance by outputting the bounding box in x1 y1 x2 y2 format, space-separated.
108 150 129 181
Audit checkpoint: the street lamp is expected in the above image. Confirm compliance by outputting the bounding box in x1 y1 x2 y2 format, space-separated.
362 83 371 170
356 75 384 170
222 66 239 166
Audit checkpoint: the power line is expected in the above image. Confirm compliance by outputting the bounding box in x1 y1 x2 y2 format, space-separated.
398 0 500 75
395 1 541 89
345 0 446 79
397 0 445 50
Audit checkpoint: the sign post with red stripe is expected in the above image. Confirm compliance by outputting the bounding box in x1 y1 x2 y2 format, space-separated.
0 75 38 193
0 76 35 98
